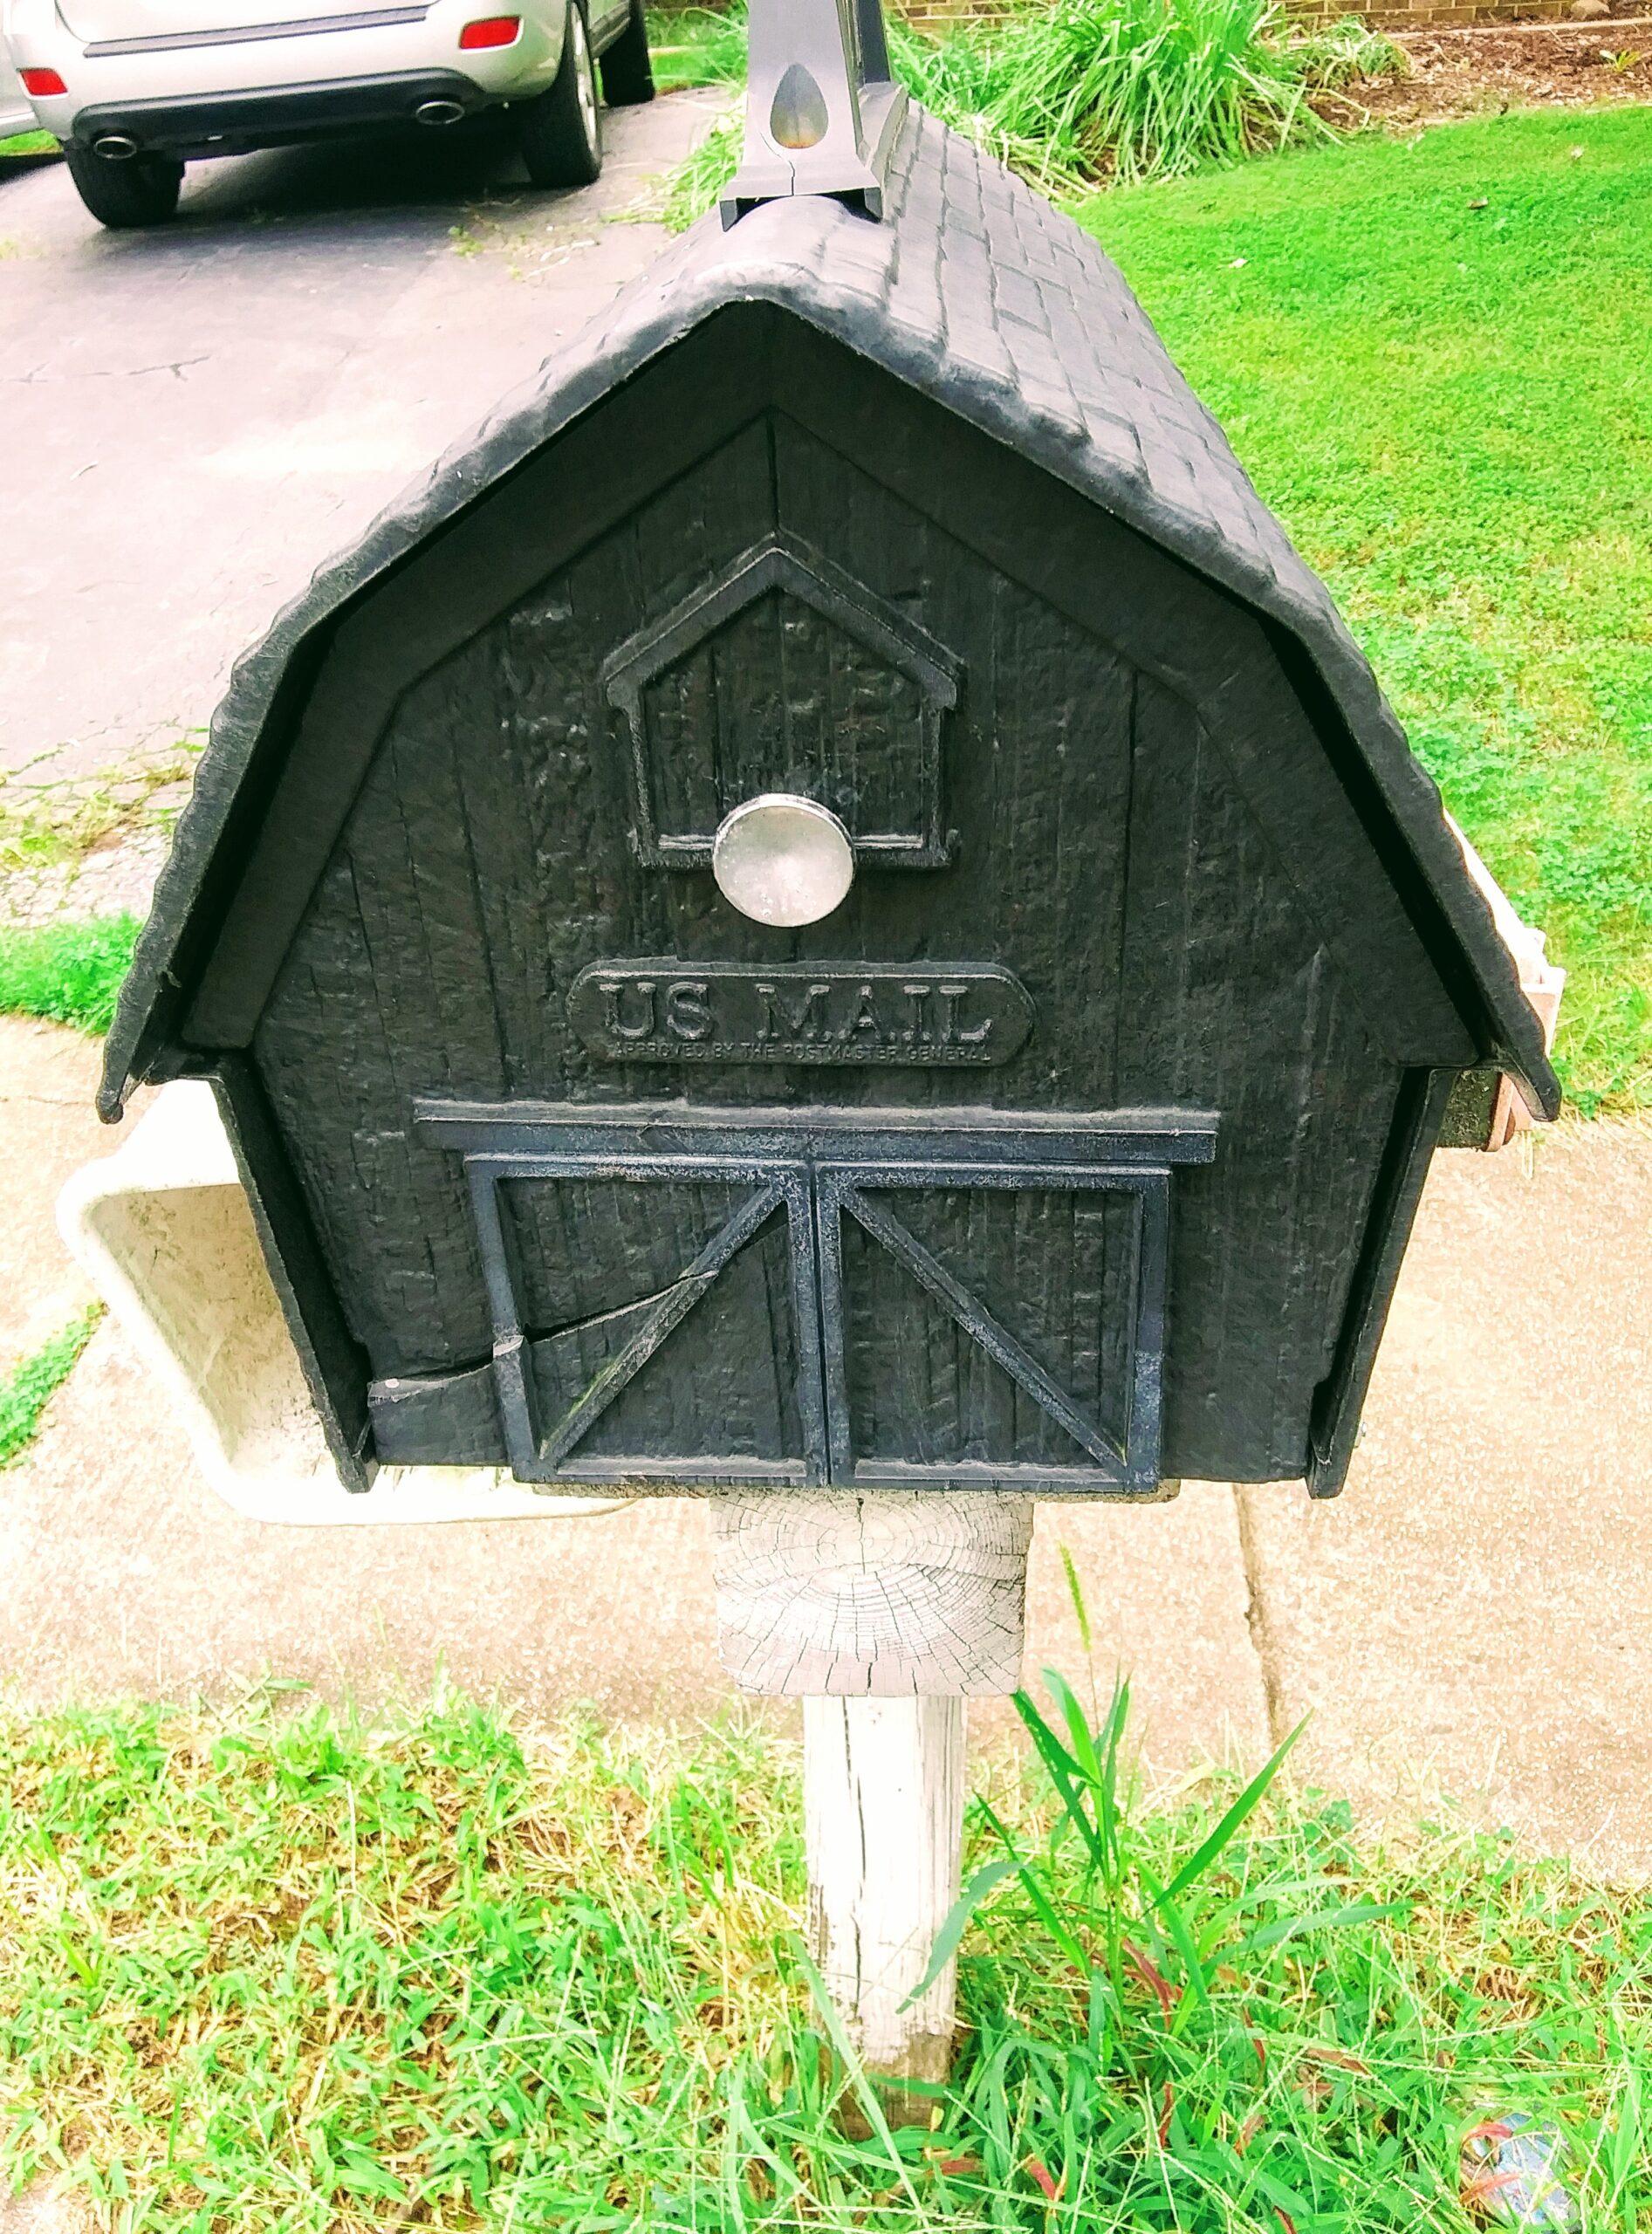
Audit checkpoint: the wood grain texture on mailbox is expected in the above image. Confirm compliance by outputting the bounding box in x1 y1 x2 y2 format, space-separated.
93 105 1559 1504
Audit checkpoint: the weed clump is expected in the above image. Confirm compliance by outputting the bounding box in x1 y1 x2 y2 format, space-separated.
0 915 141 1036
891 1 1399 192
0 1306 101 1465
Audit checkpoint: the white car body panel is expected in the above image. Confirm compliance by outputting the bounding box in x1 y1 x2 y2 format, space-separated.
2 0 627 154
57 0 392 40
1 39 39 132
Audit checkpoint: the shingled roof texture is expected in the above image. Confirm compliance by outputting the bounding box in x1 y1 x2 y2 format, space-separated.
99 99 1557 1119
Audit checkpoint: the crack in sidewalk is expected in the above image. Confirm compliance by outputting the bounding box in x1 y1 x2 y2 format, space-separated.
3 354 211 385
1231 1484 1291 1751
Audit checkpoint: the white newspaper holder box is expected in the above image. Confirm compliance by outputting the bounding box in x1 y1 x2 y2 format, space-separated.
57 1081 624 1527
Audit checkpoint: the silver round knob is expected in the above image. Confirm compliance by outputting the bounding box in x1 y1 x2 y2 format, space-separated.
710 793 854 928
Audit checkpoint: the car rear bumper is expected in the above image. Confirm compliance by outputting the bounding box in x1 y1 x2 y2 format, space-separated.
3 0 562 154
2 47 42 135
70 65 487 152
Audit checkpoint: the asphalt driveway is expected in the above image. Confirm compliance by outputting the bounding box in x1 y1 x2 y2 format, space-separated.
0 92 721 790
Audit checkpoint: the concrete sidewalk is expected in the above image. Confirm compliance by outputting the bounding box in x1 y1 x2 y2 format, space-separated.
5 1018 1649 1868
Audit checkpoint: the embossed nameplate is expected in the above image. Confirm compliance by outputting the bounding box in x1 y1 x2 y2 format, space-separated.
568 961 1034 1066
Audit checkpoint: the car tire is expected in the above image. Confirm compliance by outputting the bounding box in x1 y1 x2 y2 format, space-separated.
63 144 183 229
516 1 602 188
600 0 655 106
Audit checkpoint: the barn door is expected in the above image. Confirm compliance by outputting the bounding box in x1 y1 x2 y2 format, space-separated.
416 1106 1213 1494
463 1145 828 1487
814 1156 1165 1491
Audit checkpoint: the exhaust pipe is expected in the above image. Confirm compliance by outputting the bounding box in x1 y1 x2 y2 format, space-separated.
414 98 466 126
93 132 139 159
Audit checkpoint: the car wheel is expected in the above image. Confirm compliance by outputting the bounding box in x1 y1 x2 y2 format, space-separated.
600 0 655 106
516 1 601 189
63 144 183 229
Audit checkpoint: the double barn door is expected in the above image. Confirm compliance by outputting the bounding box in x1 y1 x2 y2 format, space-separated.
415 1104 1215 1496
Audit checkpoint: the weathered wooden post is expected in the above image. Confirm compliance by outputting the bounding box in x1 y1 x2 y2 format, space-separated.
711 1490 1032 2090
800 1692 964 2083
75 0 1562 2114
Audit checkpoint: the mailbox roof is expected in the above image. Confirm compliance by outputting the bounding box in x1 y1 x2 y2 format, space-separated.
101 100 1559 1122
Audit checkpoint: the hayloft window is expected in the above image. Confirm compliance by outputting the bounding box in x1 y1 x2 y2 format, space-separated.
601 531 960 871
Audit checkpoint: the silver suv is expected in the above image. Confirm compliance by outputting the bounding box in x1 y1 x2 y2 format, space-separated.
1 0 651 226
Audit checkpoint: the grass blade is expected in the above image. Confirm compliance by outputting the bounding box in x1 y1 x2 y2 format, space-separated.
1134 1857 1210 2014
904 1856 1021 2004
1151 1719 1307 1909
975 1798 1094 1974
789 1937 925 2211
1011 1691 1108 1875
1235 1897 1411 1954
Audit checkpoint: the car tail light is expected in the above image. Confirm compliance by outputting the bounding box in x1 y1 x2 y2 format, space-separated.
458 14 520 46
20 67 68 95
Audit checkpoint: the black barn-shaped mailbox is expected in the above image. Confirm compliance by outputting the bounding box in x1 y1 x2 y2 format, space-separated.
99 106 1559 1504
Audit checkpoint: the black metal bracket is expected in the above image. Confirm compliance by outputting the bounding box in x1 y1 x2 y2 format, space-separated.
721 0 904 223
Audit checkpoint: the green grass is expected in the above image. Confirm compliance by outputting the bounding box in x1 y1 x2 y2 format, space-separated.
0 1306 101 1464
1082 106 1652 1112
0 740 199 884
648 3 749 92
0 130 56 158
0 915 140 1036
664 104 743 227
0 1673 1646 2231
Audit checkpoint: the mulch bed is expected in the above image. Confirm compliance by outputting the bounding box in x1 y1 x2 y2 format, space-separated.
1350 20 1652 124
